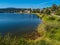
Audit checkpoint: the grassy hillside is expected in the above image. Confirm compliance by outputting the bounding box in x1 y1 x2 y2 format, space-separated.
37 15 60 45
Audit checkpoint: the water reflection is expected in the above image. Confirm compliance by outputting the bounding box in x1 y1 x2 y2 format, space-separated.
0 13 41 34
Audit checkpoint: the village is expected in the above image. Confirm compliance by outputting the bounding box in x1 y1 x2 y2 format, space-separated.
0 4 59 16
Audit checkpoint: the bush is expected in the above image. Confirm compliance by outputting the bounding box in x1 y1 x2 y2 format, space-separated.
55 10 60 15
48 16 55 20
57 18 60 21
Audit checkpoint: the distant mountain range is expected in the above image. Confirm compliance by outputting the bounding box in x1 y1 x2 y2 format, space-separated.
0 8 32 13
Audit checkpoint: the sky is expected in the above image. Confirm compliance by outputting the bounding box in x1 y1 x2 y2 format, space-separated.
0 0 60 8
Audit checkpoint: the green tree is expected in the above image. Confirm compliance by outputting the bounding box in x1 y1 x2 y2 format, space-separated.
36 8 40 13
40 8 46 14
51 4 58 11
46 9 51 15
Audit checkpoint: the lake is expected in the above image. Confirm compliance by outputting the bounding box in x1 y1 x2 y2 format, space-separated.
0 13 41 35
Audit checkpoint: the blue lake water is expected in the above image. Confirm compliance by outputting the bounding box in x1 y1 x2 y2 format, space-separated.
0 13 41 34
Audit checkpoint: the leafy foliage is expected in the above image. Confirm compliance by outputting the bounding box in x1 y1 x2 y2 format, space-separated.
55 10 60 15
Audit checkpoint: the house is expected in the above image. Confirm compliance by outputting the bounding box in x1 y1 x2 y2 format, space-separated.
20 11 23 13
51 11 55 15
24 10 31 13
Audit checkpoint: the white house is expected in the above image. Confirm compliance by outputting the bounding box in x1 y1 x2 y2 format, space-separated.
24 10 31 13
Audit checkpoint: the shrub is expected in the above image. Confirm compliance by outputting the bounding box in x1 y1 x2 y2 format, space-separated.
57 18 60 21
48 16 55 20
55 10 60 15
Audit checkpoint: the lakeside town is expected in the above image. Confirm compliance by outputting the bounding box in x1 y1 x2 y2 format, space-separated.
0 4 60 16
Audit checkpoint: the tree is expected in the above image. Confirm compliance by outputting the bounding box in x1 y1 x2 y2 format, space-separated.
51 4 58 11
40 8 46 14
44 8 51 15
58 5 60 10
36 8 40 13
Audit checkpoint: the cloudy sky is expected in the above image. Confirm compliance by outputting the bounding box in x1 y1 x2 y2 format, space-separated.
0 0 60 8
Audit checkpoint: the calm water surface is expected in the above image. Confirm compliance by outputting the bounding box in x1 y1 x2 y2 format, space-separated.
0 13 41 34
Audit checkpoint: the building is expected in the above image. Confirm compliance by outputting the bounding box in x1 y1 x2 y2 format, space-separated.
24 10 31 13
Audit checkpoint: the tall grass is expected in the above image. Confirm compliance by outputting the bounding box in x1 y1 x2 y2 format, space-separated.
36 15 60 45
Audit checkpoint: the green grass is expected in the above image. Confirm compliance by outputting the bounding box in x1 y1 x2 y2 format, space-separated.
36 15 60 45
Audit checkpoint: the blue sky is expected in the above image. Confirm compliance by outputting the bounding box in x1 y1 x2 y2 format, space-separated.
0 0 60 8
